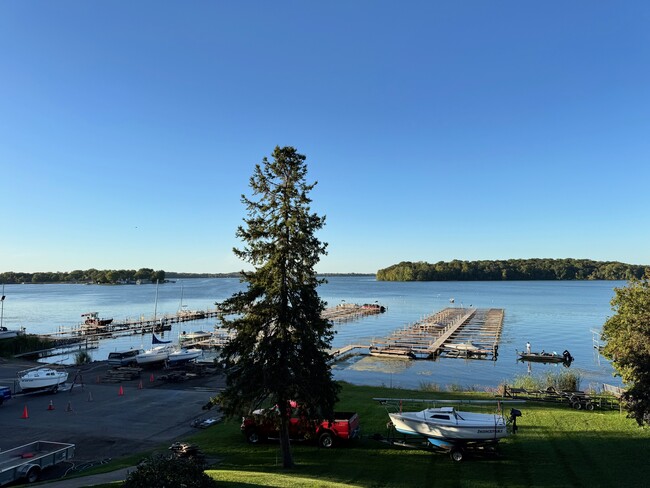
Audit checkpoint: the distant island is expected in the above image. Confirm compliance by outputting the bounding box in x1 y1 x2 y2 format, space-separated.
376 259 648 281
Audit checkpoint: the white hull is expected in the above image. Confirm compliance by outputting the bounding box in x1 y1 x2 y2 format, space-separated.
167 348 201 364
19 368 68 392
135 345 173 365
0 329 20 339
389 407 508 441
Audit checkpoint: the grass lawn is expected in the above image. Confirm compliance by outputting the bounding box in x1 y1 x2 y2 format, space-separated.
188 382 650 488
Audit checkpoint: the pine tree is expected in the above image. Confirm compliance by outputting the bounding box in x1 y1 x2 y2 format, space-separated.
217 146 339 468
602 271 650 425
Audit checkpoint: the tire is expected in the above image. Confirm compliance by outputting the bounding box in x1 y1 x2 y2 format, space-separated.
450 447 464 462
26 465 41 483
245 428 261 444
572 401 582 410
586 403 595 411
318 431 334 449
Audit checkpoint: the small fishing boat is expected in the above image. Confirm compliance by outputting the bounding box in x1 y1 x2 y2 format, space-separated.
369 345 416 359
388 406 509 442
518 350 573 364
18 367 68 392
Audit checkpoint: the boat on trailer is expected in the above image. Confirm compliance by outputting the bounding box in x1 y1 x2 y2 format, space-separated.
18 367 68 393
374 397 522 461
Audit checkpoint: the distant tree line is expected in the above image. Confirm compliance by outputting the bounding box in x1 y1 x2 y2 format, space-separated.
376 259 648 281
0 268 165 284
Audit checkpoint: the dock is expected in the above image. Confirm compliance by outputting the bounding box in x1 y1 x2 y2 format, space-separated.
369 307 505 360
321 303 386 323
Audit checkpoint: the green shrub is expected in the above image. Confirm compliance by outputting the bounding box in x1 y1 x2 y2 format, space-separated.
122 454 217 488
74 350 92 365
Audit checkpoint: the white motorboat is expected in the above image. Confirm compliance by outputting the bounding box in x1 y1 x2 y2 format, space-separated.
0 326 23 340
389 406 509 442
0 284 25 339
167 347 202 364
135 344 174 365
444 341 489 355
18 367 68 392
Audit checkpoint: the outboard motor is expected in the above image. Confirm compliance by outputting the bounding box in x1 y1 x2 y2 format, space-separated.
509 408 522 433
563 350 574 363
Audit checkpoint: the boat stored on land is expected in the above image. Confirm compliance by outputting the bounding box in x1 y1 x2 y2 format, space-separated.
107 348 143 367
375 397 522 461
389 406 509 442
0 441 75 486
167 347 202 365
18 367 68 393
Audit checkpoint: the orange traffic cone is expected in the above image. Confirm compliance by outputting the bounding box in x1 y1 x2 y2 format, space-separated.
118 385 124 396
150 373 155 382
21 405 29 419
138 380 143 390
47 400 55 411
66 401 73 412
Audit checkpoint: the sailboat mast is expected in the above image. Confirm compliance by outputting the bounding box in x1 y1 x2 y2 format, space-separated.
153 279 159 324
1 283 5 329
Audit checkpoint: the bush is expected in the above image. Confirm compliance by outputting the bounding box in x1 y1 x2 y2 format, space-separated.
122 454 217 488
74 351 92 365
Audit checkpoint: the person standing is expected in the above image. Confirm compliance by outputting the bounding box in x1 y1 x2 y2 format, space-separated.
526 341 531 354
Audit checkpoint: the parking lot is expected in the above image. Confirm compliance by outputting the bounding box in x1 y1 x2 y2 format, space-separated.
0 358 225 474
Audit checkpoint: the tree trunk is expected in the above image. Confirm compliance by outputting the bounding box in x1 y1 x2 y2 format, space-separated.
280 415 294 468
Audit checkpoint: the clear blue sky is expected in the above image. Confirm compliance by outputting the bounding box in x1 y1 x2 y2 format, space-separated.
1 1 648 274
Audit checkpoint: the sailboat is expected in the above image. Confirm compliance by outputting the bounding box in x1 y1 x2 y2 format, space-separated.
0 284 25 339
167 281 202 365
135 280 174 365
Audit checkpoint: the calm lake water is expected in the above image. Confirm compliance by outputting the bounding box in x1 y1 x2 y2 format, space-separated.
0 277 623 390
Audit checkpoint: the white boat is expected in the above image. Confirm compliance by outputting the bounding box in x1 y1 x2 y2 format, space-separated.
444 341 489 355
18 367 68 392
167 347 202 364
0 285 25 339
388 406 509 442
135 344 174 365
0 326 22 339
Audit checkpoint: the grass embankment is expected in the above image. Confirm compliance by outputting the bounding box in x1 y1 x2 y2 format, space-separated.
193 383 649 488
86 382 649 487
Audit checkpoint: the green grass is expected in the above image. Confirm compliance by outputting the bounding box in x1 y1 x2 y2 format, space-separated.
84 382 650 487
194 383 650 488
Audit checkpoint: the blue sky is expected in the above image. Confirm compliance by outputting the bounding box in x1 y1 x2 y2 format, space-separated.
1 1 648 274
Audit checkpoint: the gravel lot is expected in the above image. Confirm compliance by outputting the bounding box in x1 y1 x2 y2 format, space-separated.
0 358 226 481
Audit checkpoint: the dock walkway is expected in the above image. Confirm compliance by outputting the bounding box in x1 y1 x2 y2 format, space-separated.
370 307 504 360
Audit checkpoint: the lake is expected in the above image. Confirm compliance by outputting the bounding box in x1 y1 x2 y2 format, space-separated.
0 277 624 390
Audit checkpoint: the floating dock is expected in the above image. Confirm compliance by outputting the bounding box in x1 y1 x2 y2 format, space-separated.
369 307 504 360
322 303 386 323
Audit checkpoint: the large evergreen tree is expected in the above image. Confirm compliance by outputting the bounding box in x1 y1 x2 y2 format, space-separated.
216 146 339 468
602 272 650 425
